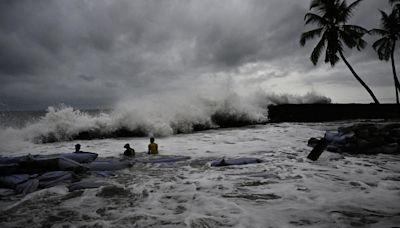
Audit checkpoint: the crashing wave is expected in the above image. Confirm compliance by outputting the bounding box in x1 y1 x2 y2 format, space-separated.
0 91 330 143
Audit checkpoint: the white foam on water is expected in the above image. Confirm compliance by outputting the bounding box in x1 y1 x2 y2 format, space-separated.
0 91 330 154
1 122 399 227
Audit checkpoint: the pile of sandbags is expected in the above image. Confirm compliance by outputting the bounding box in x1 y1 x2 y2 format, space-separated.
0 152 193 195
0 152 99 194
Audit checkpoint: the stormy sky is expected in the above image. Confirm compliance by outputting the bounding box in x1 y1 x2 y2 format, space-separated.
0 0 396 110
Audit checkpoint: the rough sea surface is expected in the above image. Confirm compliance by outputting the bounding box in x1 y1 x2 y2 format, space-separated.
1 122 399 228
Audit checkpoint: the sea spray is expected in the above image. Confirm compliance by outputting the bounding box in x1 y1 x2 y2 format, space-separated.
0 91 331 145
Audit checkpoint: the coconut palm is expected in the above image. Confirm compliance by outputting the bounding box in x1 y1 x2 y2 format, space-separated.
370 9 400 104
390 0 400 30
300 0 380 104
390 0 400 8
389 0 400 31
389 0 400 28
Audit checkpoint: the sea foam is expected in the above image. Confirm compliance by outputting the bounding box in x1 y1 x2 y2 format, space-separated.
0 91 330 147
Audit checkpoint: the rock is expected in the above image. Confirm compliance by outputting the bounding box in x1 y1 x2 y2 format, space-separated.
390 128 400 137
366 144 398 154
309 123 400 156
355 129 369 139
385 136 400 144
355 139 370 150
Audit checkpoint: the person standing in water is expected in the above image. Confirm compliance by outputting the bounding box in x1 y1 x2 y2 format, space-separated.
123 143 135 156
148 137 158 155
74 144 81 153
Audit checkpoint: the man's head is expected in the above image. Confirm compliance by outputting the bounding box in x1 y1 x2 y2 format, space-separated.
75 144 81 152
124 143 130 149
150 137 155 143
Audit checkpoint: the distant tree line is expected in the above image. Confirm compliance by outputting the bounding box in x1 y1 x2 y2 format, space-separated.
300 0 400 104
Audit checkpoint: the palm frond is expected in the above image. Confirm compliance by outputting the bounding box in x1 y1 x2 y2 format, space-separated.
369 28 390 36
336 0 349 22
356 39 367 50
372 37 388 50
376 38 392 60
379 10 391 30
339 24 367 50
339 29 357 48
338 0 364 23
346 0 364 14
310 0 333 11
310 34 327 65
342 25 368 34
300 28 324 46
304 13 328 26
310 0 323 9
325 48 340 66
325 35 342 66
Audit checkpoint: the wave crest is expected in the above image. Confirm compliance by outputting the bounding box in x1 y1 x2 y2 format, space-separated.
1 92 330 144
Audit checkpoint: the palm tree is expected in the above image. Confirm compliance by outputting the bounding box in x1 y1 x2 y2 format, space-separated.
389 0 400 33
390 0 400 9
389 0 400 35
300 0 380 104
370 9 400 104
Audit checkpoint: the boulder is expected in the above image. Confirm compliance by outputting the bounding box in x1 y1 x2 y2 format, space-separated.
309 123 400 156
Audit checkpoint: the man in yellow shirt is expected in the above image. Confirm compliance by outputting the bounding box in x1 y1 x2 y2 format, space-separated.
148 137 158 155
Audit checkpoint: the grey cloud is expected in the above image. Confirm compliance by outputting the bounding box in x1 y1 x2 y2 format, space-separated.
0 0 394 110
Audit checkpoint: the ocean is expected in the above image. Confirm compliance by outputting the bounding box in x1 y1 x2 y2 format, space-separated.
0 105 400 227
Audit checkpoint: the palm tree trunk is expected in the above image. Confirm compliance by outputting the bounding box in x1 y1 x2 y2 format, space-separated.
391 41 400 104
338 50 380 104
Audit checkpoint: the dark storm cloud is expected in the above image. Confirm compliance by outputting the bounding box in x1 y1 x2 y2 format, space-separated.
0 0 394 110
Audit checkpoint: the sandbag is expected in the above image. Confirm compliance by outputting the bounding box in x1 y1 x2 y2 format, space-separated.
0 163 21 175
67 180 109 192
61 152 98 163
0 174 30 189
36 171 75 188
19 156 88 173
90 171 117 177
211 157 263 167
15 179 39 195
0 155 28 164
88 159 132 171
0 152 98 166
0 175 39 195
0 171 77 194
136 156 191 164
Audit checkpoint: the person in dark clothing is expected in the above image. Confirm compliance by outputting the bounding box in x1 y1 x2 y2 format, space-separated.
124 143 135 156
75 144 81 153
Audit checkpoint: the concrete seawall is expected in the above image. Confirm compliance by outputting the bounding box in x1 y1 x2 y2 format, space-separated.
268 104 400 122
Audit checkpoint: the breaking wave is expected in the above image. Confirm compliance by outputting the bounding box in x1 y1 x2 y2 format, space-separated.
0 91 330 144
